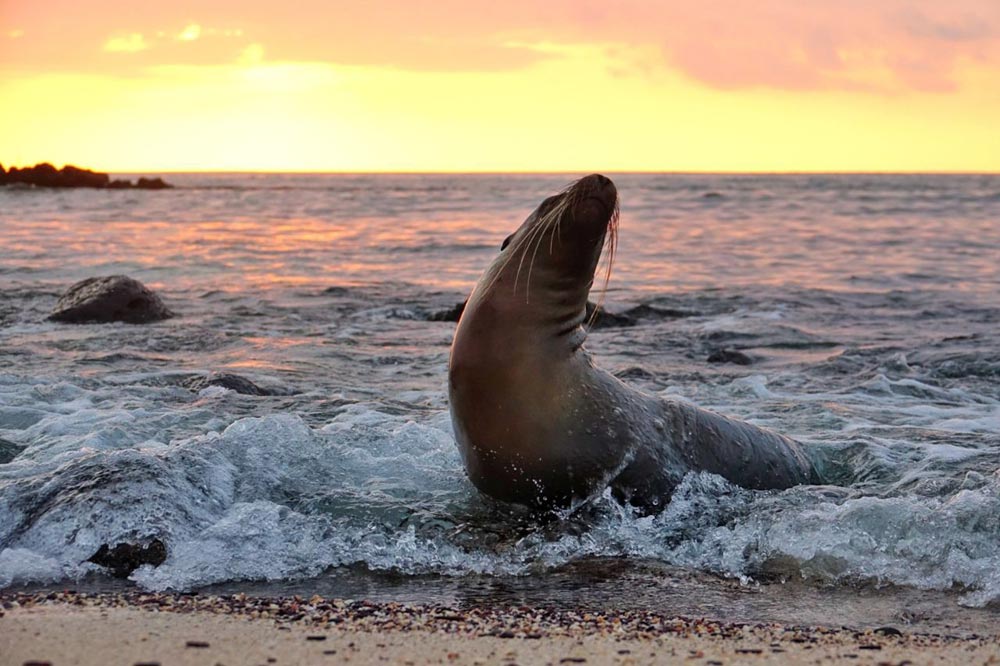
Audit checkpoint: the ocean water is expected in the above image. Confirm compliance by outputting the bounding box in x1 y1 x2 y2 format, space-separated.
1 174 999 626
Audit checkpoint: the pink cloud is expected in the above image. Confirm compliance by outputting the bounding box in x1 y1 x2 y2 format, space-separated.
1 0 997 91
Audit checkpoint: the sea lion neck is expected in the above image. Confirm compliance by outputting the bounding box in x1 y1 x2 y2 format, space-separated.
455 174 616 348
454 279 589 359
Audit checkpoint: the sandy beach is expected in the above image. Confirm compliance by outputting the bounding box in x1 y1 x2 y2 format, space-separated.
2 592 998 665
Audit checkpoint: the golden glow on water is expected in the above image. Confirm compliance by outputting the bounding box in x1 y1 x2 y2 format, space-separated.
6 173 998 300
2 3 999 172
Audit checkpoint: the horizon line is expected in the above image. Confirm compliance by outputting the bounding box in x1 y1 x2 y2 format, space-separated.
101 168 1000 176
6 162 1000 176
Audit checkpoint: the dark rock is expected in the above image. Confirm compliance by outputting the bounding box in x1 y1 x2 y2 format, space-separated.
707 348 754 365
702 191 724 199
0 162 172 189
49 276 174 324
5 162 108 188
135 177 171 190
623 304 698 320
7 162 54 186
61 165 110 188
0 437 26 464
585 302 637 329
428 300 466 322
183 372 271 396
87 539 167 578
874 626 903 636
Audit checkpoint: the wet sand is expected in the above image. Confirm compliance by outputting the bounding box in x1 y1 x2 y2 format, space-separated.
2 592 999 665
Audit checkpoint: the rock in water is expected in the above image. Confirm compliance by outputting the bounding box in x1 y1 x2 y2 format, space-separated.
707 348 754 365
87 539 167 578
0 437 26 464
135 177 171 190
49 276 174 324
183 372 270 396
585 302 637 329
59 165 111 188
0 162 172 189
4 162 110 188
427 300 467 322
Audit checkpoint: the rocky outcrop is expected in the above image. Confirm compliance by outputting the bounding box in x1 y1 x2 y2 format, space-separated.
49 276 174 324
87 539 167 578
108 177 171 190
183 372 271 396
2 163 109 188
136 177 171 189
0 162 172 189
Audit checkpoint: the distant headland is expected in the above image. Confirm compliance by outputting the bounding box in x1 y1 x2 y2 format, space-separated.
0 163 172 189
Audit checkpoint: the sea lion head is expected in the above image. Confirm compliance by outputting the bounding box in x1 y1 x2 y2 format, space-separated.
465 174 619 333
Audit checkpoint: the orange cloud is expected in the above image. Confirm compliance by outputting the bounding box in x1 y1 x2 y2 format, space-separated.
0 0 996 90
1 0 999 172
103 33 148 53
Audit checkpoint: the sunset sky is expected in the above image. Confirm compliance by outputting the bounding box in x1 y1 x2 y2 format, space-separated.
2 1 999 173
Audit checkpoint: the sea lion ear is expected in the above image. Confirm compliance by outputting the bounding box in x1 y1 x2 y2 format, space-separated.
500 233 514 251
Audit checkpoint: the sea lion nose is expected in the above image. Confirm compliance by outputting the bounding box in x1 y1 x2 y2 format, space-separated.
581 174 617 209
582 173 612 187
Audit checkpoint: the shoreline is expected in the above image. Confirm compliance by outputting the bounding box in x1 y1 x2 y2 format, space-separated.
3 592 998 665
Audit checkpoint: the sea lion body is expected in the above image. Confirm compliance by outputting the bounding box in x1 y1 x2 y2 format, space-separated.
449 175 815 510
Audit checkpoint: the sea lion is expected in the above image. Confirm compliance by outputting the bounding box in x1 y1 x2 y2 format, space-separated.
448 174 816 511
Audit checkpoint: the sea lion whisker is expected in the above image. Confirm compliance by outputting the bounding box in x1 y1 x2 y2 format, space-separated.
515 192 572 301
521 201 561 303
477 206 549 299
512 210 552 298
586 195 619 328
526 203 561 304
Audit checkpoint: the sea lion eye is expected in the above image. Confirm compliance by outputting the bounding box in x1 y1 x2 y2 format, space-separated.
501 234 514 251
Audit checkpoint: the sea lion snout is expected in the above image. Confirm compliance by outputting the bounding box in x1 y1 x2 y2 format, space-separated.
578 173 616 202
581 173 613 188
572 174 618 224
